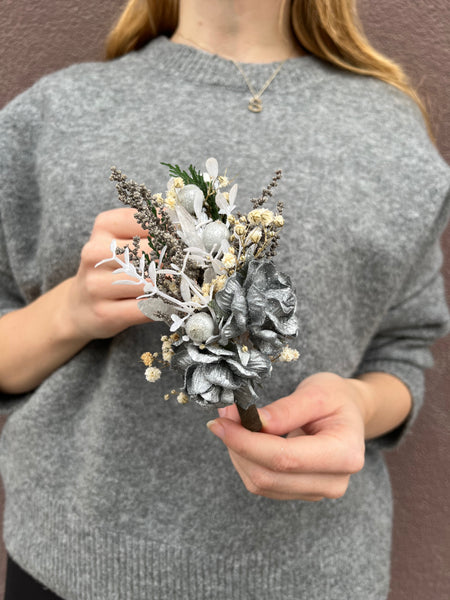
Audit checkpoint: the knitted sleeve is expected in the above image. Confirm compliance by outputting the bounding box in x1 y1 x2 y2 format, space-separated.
0 80 44 414
353 183 450 451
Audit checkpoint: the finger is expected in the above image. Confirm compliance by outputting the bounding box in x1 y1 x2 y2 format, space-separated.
218 404 240 422
92 208 148 238
86 236 154 269
208 417 360 475
286 426 307 438
116 298 154 322
259 375 362 438
87 269 146 299
105 298 154 328
229 449 349 499
218 407 307 434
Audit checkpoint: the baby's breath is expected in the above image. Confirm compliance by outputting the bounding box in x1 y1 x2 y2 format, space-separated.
145 367 162 382
278 346 300 362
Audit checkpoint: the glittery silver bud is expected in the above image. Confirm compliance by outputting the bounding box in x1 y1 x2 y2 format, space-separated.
202 220 229 252
185 312 215 343
177 184 204 214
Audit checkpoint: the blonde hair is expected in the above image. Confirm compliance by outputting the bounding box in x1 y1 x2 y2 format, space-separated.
105 0 435 144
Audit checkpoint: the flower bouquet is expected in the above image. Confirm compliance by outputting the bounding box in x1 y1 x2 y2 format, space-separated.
97 158 299 431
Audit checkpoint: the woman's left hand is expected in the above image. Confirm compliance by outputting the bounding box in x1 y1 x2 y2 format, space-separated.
208 372 368 501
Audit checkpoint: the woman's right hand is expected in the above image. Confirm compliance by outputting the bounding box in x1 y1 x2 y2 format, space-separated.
62 207 152 342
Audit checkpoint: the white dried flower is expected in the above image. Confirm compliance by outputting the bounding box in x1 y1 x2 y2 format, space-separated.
177 392 189 404
248 227 262 243
173 177 185 188
234 223 246 236
165 195 177 209
273 215 285 227
260 209 274 226
162 340 174 363
247 209 262 225
211 274 227 291
145 366 162 382
222 252 237 269
278 347 300 362
162 349 174 363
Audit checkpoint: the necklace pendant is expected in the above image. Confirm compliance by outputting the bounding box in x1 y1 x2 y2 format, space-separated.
248 97 263 113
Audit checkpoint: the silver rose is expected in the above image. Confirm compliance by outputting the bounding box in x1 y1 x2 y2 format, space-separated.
214 259 298 354
171 342 272 409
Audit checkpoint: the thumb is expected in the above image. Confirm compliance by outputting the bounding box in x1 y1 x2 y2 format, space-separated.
259 386 327 437
217 404 241 423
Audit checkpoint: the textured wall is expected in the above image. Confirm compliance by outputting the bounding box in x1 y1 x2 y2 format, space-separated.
357 3 450 599
0 1 449 598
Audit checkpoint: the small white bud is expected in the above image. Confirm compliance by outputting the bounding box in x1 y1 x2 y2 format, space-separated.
177 184 204 214
185 312 215 343
202 220 229 252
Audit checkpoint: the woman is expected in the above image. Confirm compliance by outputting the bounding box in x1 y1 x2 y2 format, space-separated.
1 1 449 598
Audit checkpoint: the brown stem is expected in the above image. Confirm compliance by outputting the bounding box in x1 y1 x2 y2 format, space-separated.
237 403 262 432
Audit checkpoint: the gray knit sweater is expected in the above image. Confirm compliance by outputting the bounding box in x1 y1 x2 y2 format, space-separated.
1 36 449 600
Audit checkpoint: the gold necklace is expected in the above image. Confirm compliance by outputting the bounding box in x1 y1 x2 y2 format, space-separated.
231 58 287 113
171 33 291 113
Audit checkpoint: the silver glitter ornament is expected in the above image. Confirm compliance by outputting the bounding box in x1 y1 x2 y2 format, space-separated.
185 312 215 343
202 220 229 252
177 184 204 214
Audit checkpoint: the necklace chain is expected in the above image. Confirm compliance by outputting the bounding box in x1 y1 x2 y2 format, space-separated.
230 58 287 112
171 33 291 113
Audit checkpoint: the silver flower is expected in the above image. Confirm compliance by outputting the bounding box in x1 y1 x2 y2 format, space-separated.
171 342 272 409
214 259 298 353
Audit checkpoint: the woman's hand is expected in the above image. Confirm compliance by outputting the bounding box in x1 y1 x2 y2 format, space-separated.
0 207 153 394
62 207 152 342
208 372 368 501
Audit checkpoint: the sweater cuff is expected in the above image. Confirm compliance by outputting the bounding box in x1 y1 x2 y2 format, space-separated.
352 359 425 452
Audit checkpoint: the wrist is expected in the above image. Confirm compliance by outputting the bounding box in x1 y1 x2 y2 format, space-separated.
347 372 413 440
346 377 376 433
54 277 94 347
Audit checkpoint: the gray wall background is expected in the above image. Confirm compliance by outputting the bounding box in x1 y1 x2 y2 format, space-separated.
0 1 449 598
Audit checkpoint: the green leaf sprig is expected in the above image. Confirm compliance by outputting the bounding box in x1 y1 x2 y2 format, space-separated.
161 161 225 222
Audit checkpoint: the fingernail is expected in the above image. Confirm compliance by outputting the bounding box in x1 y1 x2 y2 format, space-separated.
207 419 225 439
259 408 271 426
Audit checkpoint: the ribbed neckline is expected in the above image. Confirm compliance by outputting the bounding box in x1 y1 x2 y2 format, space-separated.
137 35 334 91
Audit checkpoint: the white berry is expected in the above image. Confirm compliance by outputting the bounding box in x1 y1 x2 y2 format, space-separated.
185 313 215 343
177 184 204 214
202 220 229 252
